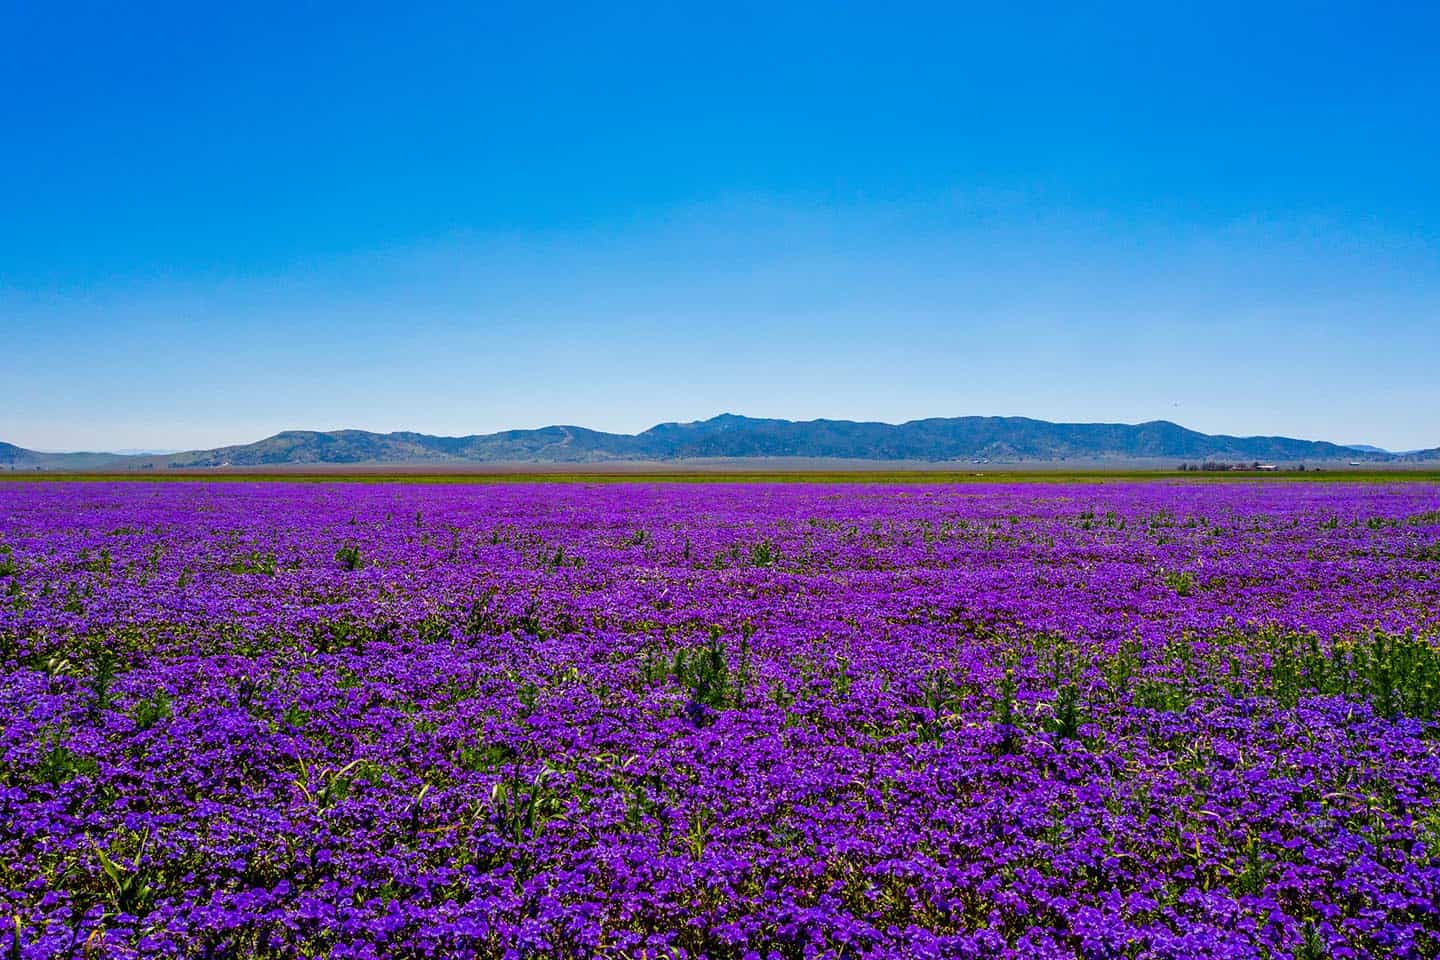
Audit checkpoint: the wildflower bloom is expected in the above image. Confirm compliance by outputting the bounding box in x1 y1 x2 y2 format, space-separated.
0 480 1438 958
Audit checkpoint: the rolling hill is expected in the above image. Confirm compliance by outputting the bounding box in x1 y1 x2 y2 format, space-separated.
5 415 1438 470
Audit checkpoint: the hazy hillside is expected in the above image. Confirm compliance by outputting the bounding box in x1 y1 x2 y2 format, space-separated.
3 415 1436 470
0 442 138 471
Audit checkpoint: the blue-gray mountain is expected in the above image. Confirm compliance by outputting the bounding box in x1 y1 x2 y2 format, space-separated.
4 416 1437 469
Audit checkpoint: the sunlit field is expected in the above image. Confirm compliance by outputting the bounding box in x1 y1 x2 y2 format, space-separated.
3 481 1439 958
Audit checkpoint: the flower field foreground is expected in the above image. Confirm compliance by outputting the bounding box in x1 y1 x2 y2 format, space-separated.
2 480 1440 959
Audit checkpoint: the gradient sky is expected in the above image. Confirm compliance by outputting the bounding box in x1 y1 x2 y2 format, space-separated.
3 1 1438 452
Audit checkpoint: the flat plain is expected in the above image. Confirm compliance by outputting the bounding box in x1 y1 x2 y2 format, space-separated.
2 479 1439 958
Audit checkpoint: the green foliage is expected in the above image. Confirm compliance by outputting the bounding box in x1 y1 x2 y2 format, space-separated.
913 667 964 744
513 599 543 637
491 763 564 843
92 827 156 916
456 739 512 773
279 702 308 730
1162 570 1198 596
1136 675 1193 714
461 589 502 636
130 690 173 731
85 647 119 723
749 539 779 567
294 758 362 810
1146 509 1176 530
636 644 672 688
830 653 851 701
1229 833 1271 898
78 548 112 574
334 544 364 571
920 667 960 715
994 667 1020 754
516 678 540 713
685 806 711 860
673 629 730 710
406 782 431 838
1103 640 1143 699
311 618 388 655
598 754 667 833
61 583 85 614
225 551 277 575
1264 629 1440 719
234 675 262 712
733 623 755 708
1046 682 1084 739
35 726 97 786
1356 633 1440 720
1295 923 1327 960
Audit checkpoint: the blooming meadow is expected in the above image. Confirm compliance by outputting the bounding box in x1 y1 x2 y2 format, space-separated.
2 480 1439 959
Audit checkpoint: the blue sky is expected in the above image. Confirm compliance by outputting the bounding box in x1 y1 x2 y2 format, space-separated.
3 1 1437 451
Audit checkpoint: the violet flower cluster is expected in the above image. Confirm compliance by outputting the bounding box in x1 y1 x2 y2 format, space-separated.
2 480 1439 958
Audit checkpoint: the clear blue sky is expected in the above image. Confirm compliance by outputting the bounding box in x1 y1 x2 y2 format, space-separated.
3 1 1437 452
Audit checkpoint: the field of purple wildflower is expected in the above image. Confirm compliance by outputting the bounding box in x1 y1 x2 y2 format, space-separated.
2 481 1439 959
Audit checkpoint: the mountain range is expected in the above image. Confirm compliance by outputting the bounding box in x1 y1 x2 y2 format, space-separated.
4 415 1437 470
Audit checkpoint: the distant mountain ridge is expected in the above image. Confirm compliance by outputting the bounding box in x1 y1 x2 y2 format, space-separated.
3 415 1437 470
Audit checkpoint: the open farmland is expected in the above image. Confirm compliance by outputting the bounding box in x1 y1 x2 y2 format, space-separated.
2 481 1440 959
